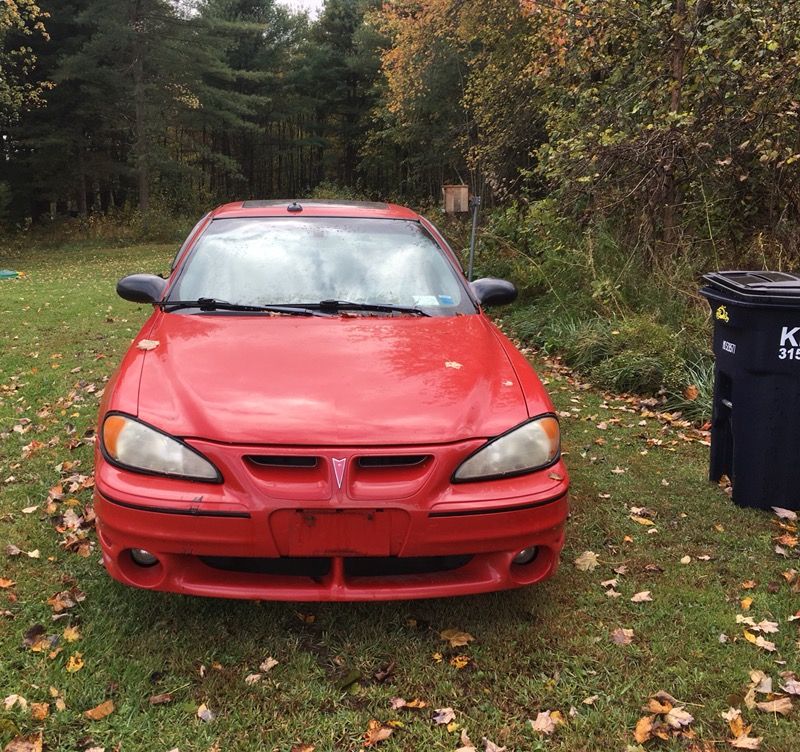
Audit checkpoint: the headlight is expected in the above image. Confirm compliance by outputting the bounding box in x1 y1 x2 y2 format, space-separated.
101 414 220 481
453 416 560 481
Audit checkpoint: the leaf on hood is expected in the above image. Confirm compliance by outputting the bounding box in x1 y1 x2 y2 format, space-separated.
755 696 792 715
440 629 474 648
83 699 114 721
574 551 599 571
137 339 160 351
432 707 455 725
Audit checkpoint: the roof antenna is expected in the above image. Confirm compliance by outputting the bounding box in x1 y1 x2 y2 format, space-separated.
287 202 303 213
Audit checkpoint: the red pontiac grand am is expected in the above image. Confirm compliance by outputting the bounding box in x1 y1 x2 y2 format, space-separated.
94 200 570 601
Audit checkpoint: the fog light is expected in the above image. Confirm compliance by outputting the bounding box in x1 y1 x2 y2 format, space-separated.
512 546 538 565
130 548 158 567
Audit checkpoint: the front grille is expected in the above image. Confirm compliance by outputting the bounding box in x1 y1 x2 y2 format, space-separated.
200 556 329 577
357 455 431 468
199 555 472 579
246 455 319 468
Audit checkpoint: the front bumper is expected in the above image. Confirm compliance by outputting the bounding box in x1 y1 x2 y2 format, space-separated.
94 438 569 601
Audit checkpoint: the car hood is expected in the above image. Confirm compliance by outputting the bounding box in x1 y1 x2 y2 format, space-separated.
135 312 535 446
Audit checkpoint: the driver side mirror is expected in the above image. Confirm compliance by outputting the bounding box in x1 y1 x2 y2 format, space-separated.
117 274 167 304
470 277 518 307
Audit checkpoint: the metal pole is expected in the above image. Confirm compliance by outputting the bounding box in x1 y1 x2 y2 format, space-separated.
467 195 481 281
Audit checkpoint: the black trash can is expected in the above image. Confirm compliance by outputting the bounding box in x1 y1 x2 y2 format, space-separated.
701 271 800 511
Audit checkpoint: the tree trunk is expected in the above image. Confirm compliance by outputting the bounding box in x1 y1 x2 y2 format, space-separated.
132 0 150 212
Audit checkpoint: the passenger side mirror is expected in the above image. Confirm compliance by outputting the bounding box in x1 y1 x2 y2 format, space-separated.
470 277 518 307
117 274 168 304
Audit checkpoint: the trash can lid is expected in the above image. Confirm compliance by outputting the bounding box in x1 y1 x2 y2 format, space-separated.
702 271 800 304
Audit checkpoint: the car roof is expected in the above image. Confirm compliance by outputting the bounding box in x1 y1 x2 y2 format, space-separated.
210 199 420 221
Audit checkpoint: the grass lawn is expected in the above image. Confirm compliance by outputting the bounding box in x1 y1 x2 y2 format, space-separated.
1 240 798 752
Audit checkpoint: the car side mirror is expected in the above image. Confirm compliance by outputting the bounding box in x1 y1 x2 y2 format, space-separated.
117 274 168 304
470 277 518 307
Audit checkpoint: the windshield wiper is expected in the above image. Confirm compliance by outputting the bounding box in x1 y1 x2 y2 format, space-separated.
161 298 325 316
307 300 431 317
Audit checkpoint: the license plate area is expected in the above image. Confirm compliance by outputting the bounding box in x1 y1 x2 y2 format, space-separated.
271 509 400 557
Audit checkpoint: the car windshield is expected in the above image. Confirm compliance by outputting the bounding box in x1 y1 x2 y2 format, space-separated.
170 217 472 315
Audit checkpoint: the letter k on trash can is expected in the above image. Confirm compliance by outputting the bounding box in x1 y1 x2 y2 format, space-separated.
701 271 800 511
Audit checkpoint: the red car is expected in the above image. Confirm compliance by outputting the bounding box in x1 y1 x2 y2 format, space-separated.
94 200 569 601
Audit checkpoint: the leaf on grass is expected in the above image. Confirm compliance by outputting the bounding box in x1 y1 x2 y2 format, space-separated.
62 626 80 643
740 597 753 611
148 693 172 705
630 515 654 526
450 655 471 670
364 719 393 747
0 578 14 588
781 678 800 695
197 703 214 722
83 699 114 721
529 710 563 735
743 631 776 651
772 507 798 521
65 652 84 672
30 703 49 721
259 657 278 673
455 728 476 752
482 740 506 752
611 628 634 646
634 715 654 743
244 673 262 685
290 746 316 752
137 339 160 351
440 629 474 648
664 707 694 729
3 733 42 752
730 736 761 749
631 591 653 603
574 551 599 571
432 708 455 725
680 555 691 564
755 696 792 715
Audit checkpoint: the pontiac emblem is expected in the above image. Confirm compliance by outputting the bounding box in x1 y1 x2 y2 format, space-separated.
332 457 346 489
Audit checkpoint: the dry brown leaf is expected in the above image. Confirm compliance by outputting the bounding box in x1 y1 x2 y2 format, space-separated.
730 735 762 749
83 699 114 720
634 715 654 743
290 746 316 752
755 696 792 715
65 652 84 672
631 591 653 603
137 339 160 351
611 627 634 645
3 733 43 752
29 702 49 721
0 578 14 588
772 507 798 521
433 707 456 725
197 702 214 722
440 628 474 648
664 706 694 728
574 551 599 571
364 719 393 747
148 693 172 705
259 657 278 673
529 711 558 735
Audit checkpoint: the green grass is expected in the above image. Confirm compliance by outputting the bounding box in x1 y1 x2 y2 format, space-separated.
1 241 798 751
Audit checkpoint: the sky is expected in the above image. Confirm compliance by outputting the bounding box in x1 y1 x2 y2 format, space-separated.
277 0 325 16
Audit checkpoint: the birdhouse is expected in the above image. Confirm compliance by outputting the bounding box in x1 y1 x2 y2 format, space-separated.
442 184 470 214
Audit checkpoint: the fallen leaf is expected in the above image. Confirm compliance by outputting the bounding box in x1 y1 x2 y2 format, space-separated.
631 591 653 603
680 555 692 565
574 551 599 571
290 746 316 752
3 733 42 752
244 673 262 685
634 715 654 743
781 678 800 695
630 515 655 526
741 597 753 611
730 736 761 749
433 707 456 725
148 693 172 705
0 578 14 589
772 507 798 521
440 628 474 648
259 657 278 673
529 710 562 735
482 740 506 752
83 699 114 720
611 627 634 646
664 707 694 729
364 719 393 747
65 652 84 672
137 339 160 351
755 696 792 715
62 626 80 643
197 703 214 722
444 361 462 370
29 703 48 721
